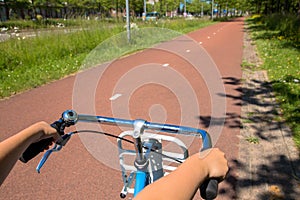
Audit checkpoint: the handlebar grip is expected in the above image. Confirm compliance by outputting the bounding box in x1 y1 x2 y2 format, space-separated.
19 120 64 163
19 138 54 163
200 178 219 200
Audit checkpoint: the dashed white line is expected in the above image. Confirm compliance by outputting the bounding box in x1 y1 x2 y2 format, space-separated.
109 93 122 100
162 63 169 67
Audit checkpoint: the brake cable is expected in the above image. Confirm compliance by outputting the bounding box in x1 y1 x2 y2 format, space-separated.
73 130 183 164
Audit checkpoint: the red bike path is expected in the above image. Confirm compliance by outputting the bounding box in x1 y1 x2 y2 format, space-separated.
0 18 244 199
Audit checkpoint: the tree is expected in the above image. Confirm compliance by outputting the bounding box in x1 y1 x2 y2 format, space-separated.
2 0 31 19
129 0 143 16
1 0 299 20
242 0 300 14
184 0 211 15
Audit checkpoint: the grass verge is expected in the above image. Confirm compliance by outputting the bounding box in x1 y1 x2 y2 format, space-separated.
246 15 300 148
0 18 215 99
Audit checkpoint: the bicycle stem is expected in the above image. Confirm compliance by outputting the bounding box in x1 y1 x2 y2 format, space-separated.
132 119 147 168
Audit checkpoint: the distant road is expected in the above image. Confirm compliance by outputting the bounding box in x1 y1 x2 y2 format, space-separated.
0 27 86 42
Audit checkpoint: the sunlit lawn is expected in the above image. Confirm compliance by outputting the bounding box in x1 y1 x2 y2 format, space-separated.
0 18 214 98
246 16 300 148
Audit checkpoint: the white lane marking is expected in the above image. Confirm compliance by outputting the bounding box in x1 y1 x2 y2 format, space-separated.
109 93 122 100
207 36 211 39
186 49 191 53
199 41 203 44
162 63 169 67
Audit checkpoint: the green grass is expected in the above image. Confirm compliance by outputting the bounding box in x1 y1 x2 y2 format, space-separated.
0 18 215 98
246 15 300 148
241 59 257 69
0 25 121 97
0 18 105 30
245 135 260 144
153 18 215 33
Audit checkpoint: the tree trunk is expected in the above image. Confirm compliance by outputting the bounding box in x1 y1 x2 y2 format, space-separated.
116 0 119 21
298 0 300 15
284 0 290 13
31 0 36 18
4 0 9 20
276 0 280 13
256 0 262 14
263 0 269 14
270 0 275 13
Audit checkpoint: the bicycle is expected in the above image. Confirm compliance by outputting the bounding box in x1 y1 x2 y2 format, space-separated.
20 110 219 199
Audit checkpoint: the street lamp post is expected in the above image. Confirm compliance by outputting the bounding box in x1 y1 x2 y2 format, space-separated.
201 1 203 17
144 0 147 20
211 0 214 19
125 0 130 42
184 0 187 17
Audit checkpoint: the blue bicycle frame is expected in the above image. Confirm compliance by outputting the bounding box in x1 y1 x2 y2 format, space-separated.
134 171 147 196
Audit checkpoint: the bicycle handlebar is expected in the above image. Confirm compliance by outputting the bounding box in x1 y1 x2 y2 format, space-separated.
78 112 218 199
78 113 212 151
20 110 218 199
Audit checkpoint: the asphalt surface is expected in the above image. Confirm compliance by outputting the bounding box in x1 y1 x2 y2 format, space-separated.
1 18 245 199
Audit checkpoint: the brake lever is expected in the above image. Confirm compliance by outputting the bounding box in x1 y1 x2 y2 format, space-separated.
36 132 74 173
36 144 61 173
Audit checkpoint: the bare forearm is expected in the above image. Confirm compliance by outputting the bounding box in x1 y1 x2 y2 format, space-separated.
134 153 207 200
0 123 44 185
134 148 228 200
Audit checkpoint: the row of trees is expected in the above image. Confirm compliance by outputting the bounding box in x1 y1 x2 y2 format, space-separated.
0 0 243 21
244 0 300 14
0 0 299 21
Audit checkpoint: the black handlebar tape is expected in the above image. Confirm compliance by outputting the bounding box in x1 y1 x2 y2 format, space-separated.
19 120 64 163
200 178 219 200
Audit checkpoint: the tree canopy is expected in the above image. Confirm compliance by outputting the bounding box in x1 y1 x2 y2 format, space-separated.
0 0 299 20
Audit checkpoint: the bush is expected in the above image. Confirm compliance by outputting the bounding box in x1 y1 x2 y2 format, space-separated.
36 14 43 21
0 20 37 29
0 18 81 30
262 14 300 43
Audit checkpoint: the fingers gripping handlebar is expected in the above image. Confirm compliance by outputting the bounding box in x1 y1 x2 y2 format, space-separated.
19 110 78 163
20 110 219 199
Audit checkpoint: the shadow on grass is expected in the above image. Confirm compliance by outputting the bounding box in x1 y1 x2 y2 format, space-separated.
245 18 300 50
198 75 300 199
271 75 300 143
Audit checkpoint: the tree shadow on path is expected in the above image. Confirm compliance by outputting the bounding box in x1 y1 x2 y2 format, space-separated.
199 73 300 199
